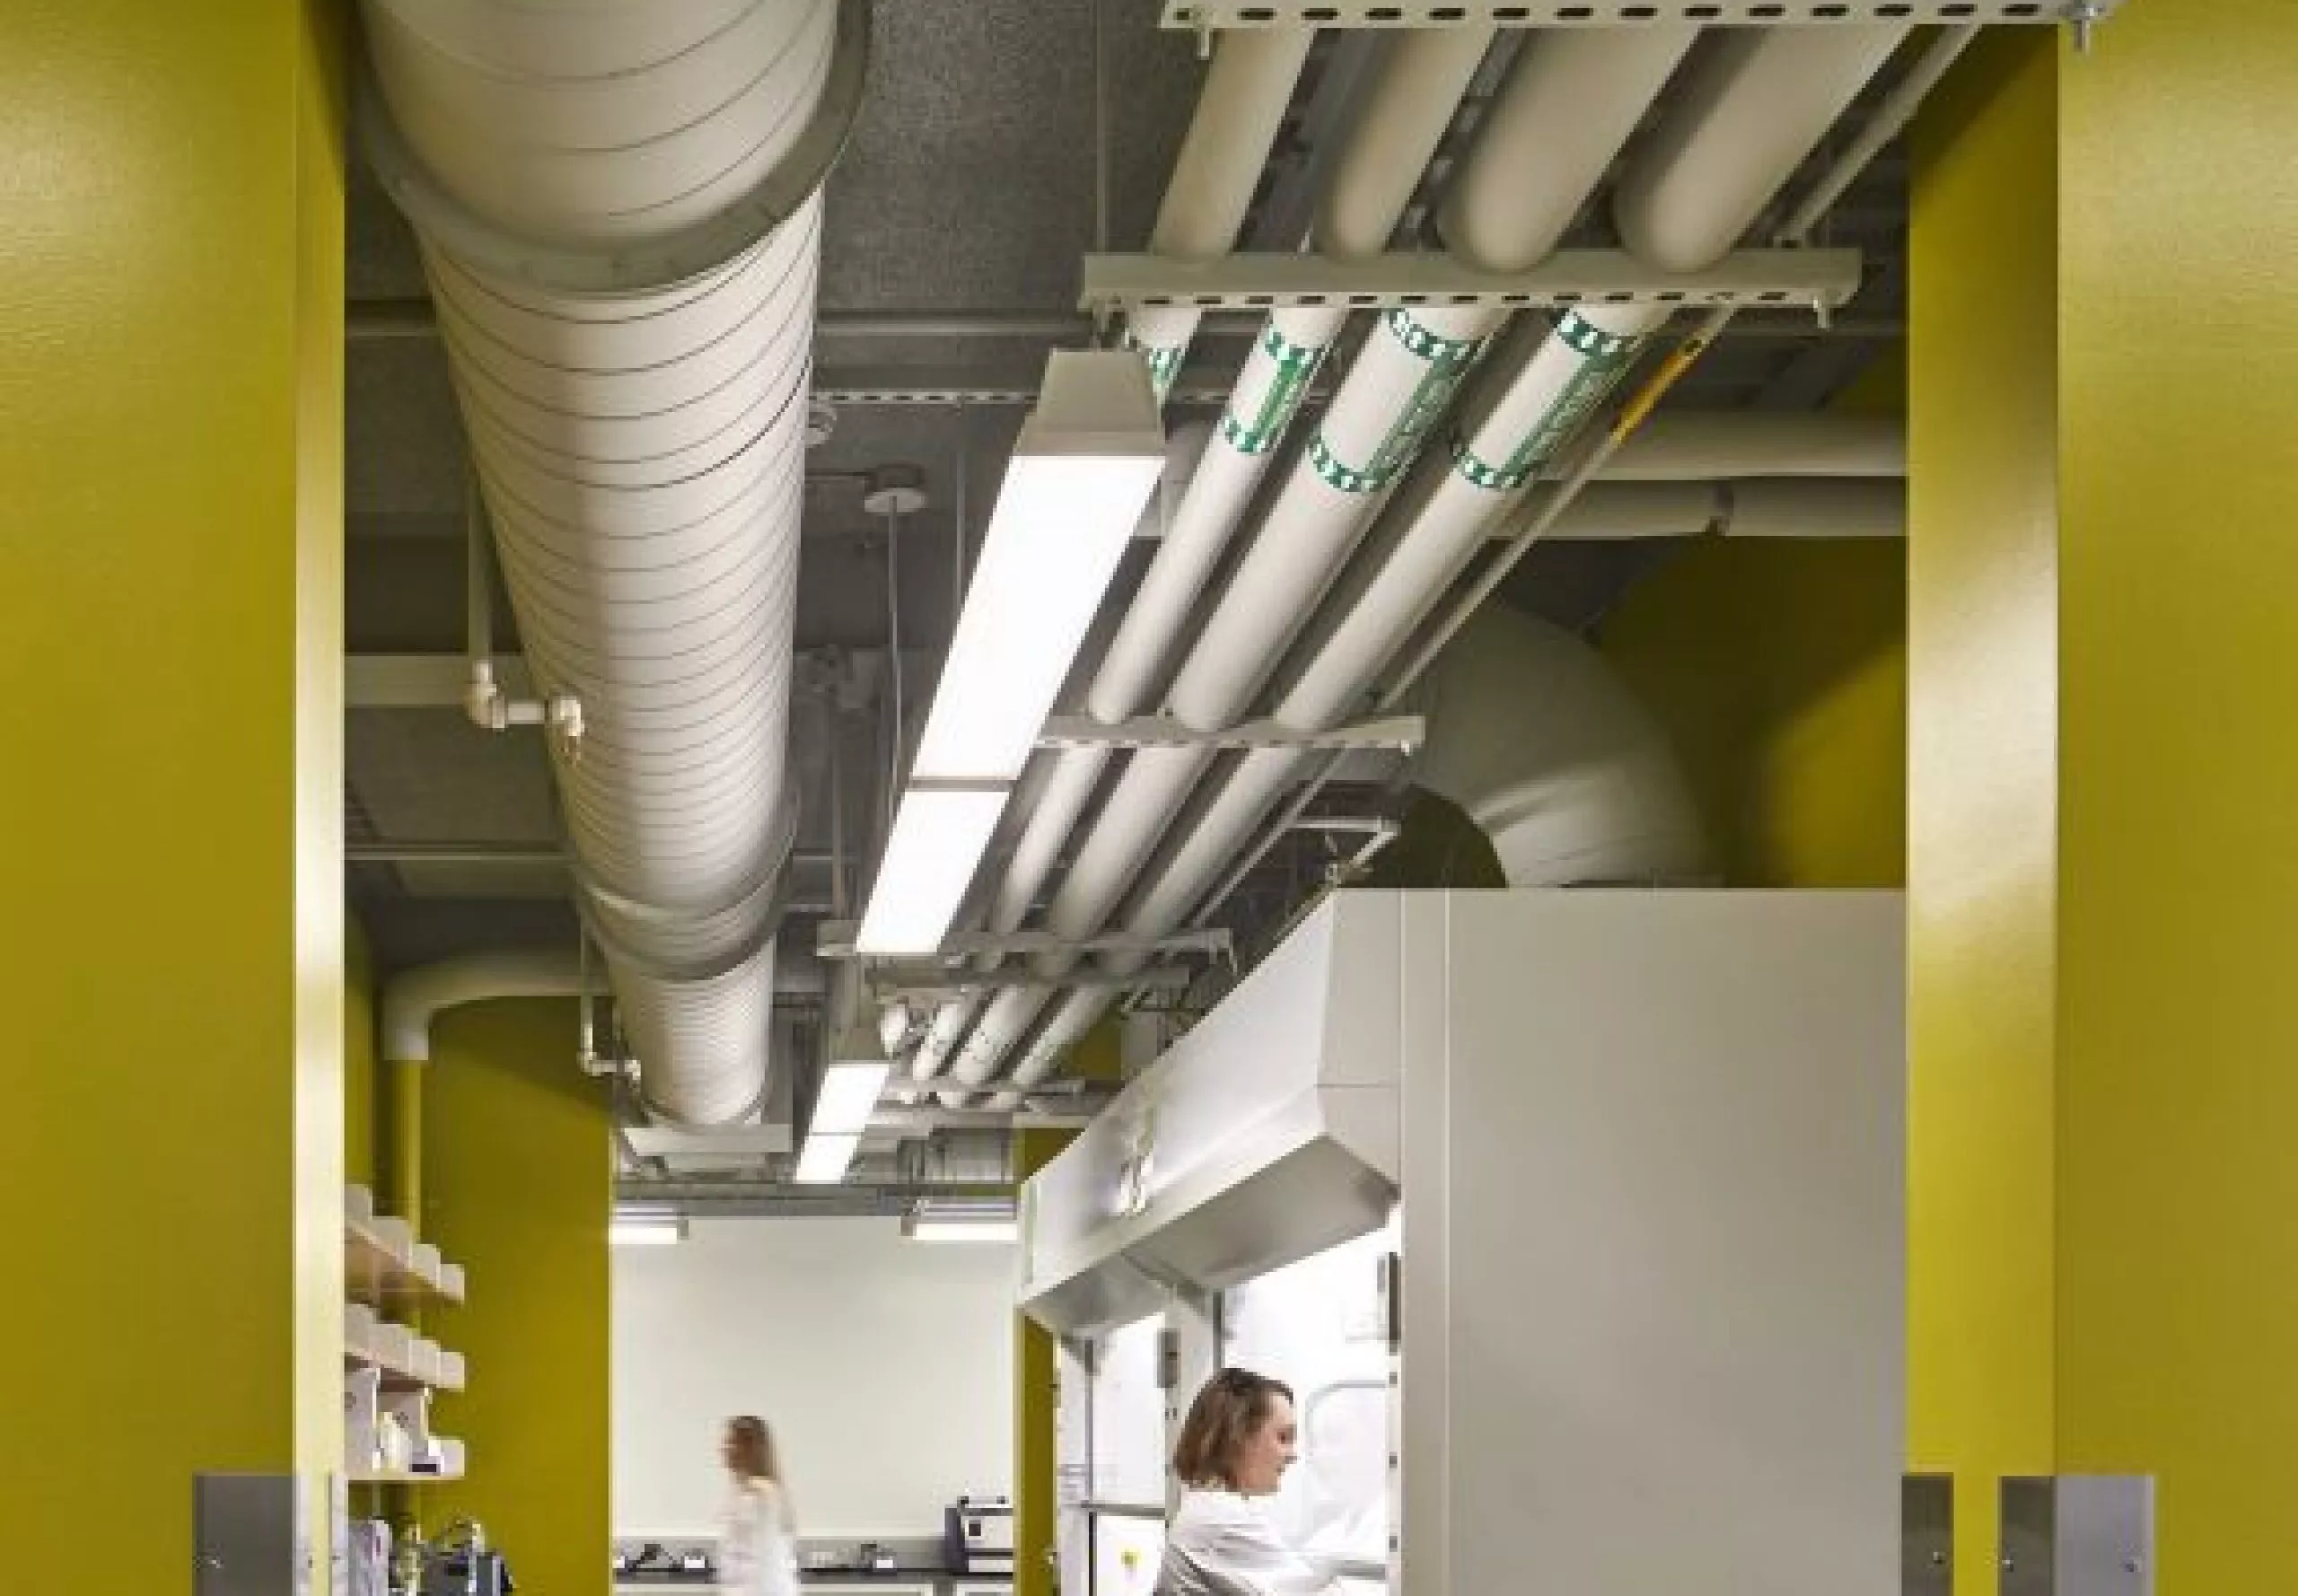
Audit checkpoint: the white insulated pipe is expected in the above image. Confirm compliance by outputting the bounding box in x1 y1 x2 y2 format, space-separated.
1004 27 1919 1089
1437 28 1699 272
1022 303 1498 992
965 31 1692 1092
1126 31 1319 398
1312 27 1497 260
1006 606 1708 1089
362 0 850 1125
1592 411 1903 481
1614 25 1912 274
382 950 586 1065
914 32 1314 1083
1281 303 1668 732
1540 477 1907 541
1167 305 1498 732
943 36 1507 1091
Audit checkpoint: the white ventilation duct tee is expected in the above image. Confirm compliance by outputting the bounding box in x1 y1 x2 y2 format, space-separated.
358 0 868 1125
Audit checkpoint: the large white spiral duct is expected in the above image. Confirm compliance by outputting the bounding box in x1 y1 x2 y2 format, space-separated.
358 0 867 1125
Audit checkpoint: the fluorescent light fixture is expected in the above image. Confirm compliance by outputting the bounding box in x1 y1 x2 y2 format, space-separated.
812 1058 892 1136
908 460 1166 783
610 1218 687 1248
903 1214 1021 1244
902 1198 1021 1244
855 350 1165 956
793 1131 863 1186
854 786 1010 956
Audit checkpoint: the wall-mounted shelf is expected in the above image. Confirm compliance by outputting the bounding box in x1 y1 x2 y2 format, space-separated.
346 1213 468 1307
349 1467 464 1487
346 1188 470 1486
345 1326 467 1393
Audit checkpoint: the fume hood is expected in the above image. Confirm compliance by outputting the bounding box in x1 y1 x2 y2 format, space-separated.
1023 888 1905 1596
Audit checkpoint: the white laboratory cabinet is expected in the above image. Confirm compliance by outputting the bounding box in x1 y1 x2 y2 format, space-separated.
1020 890 1905 1596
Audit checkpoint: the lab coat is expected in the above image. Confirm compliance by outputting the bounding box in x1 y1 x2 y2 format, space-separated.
1154 1488 1345 1596
719 1479 800 1596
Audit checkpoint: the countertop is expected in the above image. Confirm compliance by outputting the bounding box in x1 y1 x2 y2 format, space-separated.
616 1574 1009 1592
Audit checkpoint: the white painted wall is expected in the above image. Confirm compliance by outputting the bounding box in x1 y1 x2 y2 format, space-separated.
614 1217 1015 1539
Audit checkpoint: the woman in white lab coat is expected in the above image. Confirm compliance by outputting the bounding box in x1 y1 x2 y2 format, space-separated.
719 1416 800 1596
1156 1368 1345 1596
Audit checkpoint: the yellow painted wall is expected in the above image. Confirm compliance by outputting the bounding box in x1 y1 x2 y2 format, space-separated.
0 0 346 1580
348 914 381 1189
424 999 612 1596
1910 9 2298 1589
2053 3 2298 1587
1906 34 2065 1585
1604 539 1907 890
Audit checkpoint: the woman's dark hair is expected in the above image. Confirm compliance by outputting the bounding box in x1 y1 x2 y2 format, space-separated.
1171 1367 1293 1489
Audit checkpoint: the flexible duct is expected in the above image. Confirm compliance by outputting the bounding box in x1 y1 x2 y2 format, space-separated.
992 26 1911 1090
360 0 861 1124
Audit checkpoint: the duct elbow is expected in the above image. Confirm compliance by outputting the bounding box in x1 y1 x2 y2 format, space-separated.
1410 607 1706 889
379 950 587 1066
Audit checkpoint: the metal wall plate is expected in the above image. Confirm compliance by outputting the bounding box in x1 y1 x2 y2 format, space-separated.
1081 248 1864 317
2000 1475 2154 1596
195 1473 304 1596
1161 1 2118 28
1904 1473 1953 1596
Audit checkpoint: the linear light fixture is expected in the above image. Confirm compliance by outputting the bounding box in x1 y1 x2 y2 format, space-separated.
610 1218 687 1248
794 971 892 1186
812 1057 893 1137
854 786 1009 959
855 350 1164 956
793 1131 862 1186
902 1197 1021 1245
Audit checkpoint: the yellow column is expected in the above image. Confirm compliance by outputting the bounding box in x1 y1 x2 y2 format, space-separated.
2056 2 2298 1584
1908 31 2063 1585
1013 1127 1077 1596
1911 6 2298 1590
0 0 346 1587
424 999 611 1595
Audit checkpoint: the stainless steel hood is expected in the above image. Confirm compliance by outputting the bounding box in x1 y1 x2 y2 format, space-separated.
1017 897 1405 1337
